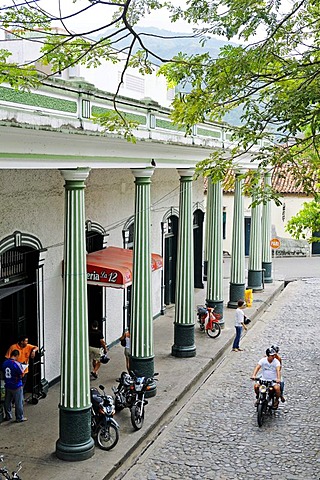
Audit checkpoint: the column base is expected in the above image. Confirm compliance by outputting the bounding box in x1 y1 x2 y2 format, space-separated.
56 405 95 461
228 282 245 309
262 261 273 283
130 356 156 398
171 322 196 358
247 269 263 291
206 299 224 328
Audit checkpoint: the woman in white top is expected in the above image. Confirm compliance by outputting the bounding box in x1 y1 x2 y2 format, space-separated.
232 299 248 352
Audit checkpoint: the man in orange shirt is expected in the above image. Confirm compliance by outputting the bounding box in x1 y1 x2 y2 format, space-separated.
5 336 38 388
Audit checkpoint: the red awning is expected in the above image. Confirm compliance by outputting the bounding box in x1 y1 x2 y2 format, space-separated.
86 246 163 289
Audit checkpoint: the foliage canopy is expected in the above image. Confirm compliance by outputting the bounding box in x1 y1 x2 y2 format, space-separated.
0 0 319 239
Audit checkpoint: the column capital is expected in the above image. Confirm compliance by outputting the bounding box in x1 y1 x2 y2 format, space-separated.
177 168 195 178
60 168 90 182
131 167 154 179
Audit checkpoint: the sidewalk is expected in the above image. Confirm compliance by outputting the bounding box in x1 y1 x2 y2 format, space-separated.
0 278 284 480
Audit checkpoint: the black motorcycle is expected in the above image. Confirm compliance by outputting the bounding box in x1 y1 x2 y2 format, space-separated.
0 455 22 480
112 371 158 430
254 378 277 427
90 385 120 450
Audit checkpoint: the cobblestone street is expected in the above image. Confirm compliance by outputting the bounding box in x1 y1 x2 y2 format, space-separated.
120 279 320 480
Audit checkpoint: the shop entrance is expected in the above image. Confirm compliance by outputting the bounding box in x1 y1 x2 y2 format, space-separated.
193 209 204 289
245 217 251 256
164 215 178 305
86 231 104 330
0 247 39 392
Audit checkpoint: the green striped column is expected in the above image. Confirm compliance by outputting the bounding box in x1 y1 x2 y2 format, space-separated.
206 179 224 326
56 168 94 461
203 177 213 281
172 169 196 358
247 187 263 291
130 168 156 394
228 172 245 308
262 171 273 283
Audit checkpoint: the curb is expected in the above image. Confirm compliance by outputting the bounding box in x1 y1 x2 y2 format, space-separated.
107 281 286 480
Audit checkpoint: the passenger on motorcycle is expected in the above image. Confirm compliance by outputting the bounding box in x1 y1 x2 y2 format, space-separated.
270 344 285 403
251 347 281 409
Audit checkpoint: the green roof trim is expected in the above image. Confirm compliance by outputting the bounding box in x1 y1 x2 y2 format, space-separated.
156 118 184 132
92 106 146 125
197 127 221 139
0 86 77 113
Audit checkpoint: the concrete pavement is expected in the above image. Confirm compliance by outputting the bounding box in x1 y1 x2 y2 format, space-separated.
1 256 318 480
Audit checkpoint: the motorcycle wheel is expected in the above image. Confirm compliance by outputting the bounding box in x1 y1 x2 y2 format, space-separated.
206 323 221 338
257 402 266 427
97 423 119 451
131 403 145 430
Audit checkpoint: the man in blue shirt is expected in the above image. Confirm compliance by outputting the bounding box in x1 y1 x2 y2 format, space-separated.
2 349 27 422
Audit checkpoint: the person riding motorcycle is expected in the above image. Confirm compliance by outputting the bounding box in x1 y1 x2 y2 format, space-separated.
270 344 285 403
251 347 281 409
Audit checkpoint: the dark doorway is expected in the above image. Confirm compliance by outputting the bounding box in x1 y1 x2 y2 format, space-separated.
164 215 178 305
245 217 251 256
0 247 39 391
124 222 134 331
193 209 204 289
86 231 104 329
312 232 320 255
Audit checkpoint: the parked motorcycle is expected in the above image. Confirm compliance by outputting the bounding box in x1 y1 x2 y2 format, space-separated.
197 305 221 338
90 385 120 450
0 456 22 480
254 378 277 427
112 371 158 431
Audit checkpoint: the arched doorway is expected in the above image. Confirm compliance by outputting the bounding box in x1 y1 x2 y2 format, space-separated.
122 218 134 331
245 217 251 256
164 213 179 305
193 208 204 289
0 231 46 393
85 221 107 333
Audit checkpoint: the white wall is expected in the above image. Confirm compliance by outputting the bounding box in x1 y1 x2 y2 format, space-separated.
222 193 312 254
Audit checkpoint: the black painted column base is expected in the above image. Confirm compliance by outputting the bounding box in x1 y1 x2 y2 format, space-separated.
228 282 245 309
56 405 95 461
171 322 196 358
130 355 156 398
247 269 263 291
262 261 273 283
206 299 224 328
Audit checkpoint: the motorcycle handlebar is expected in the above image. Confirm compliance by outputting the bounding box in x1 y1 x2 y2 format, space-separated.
251 377 280 384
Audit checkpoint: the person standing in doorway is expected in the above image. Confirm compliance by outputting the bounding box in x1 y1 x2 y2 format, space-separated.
119 330 131 372
2 350 27 422
5 336 38 389
89 321 108 379
232 299 248 352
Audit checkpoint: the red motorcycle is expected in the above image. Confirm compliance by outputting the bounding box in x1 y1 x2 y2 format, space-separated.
197 305 222 338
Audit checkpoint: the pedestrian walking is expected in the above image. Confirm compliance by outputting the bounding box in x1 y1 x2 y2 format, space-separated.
2 350 28 422
89 321 108 379
232 299 247 352
5 336 38 389
119 330 131 372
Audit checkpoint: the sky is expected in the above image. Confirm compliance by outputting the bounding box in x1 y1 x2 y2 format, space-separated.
0 0 195 34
